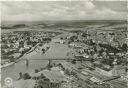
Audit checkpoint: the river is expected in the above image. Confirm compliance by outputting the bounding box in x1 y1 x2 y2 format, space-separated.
1 42 71 86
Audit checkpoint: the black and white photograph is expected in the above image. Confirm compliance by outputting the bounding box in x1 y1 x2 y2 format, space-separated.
0 0 128 88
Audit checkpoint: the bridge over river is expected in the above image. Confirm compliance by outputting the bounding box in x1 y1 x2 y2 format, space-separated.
1 42 72 86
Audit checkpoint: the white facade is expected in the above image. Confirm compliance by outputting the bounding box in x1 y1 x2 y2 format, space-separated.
52 38 64 44
95 65 126 77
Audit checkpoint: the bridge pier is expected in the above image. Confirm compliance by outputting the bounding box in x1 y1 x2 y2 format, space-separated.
26 59 29 66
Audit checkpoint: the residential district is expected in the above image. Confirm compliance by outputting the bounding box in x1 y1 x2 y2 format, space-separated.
1 26 128 88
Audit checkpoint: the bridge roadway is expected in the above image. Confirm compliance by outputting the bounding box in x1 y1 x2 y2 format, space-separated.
21 58 92 61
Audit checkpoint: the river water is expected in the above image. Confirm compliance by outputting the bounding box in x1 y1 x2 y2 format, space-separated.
1 42 71 86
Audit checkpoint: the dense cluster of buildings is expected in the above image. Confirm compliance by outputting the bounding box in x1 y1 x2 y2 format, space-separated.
1 31 60 67
54 28 127 77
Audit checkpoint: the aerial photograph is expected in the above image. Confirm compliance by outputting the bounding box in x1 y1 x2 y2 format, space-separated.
1 0 128 88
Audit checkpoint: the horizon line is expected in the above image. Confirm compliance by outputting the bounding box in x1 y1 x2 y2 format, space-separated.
2 19 127 22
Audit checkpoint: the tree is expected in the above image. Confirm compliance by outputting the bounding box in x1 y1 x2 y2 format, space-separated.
9 56 15 62
64 69 71 75
82 32 87 37
40 74 46 79
35 69 39 73
121 43 127 52
42 48 45 53
71 59 76 64
22 73 31 80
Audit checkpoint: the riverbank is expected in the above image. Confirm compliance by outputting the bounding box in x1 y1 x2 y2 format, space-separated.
1 43 40 69
1 62 15 68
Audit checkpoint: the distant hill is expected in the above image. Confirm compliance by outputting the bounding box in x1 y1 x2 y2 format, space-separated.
1 20 127 30
1 24 27 29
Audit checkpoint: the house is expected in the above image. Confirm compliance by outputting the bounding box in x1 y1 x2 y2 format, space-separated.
13 53 21 58
69 43 76 47
15 41 19 48
19 48 25 52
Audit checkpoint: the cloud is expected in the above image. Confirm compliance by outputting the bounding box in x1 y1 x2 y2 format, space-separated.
84 1 95 9
1 1 127 21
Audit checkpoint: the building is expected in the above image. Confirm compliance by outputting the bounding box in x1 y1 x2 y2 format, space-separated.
52 38 64 44
69 42 83 48
13 53 21 59
95 65 126 77
90 76 102 83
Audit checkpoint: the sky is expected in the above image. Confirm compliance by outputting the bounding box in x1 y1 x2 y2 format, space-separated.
1 1 127 21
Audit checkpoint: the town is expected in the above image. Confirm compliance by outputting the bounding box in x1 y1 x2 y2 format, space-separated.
1 21 128 88
1 1 128 88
